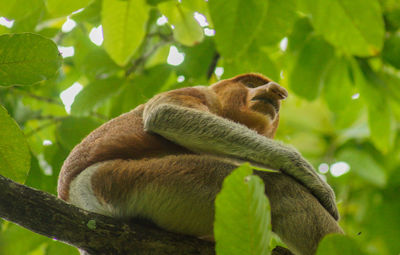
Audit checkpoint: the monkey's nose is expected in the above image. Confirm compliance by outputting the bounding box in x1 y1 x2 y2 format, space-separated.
266 82 288 100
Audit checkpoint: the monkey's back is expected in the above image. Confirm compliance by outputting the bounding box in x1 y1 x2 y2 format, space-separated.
57 104 186 201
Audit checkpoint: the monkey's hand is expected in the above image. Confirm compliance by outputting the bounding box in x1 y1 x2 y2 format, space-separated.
143 103 339 220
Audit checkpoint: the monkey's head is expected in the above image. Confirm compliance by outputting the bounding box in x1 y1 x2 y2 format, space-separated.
210 73 288 138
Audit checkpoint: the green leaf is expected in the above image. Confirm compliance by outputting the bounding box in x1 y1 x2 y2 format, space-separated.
10 3 45 34
158 1 204 46
354 60 395 153
215 163 271 255
0 224 48 255
385 7 400 32
72 0 102 26
71 77 123 115
316 234 365 255
0 33 62 86
255 0 297 45
110 64 173 116
0 105 30 183
208 0 268 59
289 37 334 101
25 155 57 195
323 57 362 128
46 0 94 17
287 18 313 54
382 34 400 69
56 116 102 150
80 48 120 80
364 186 400 254
307 0 384 56
366 97 394 154
0 0 42 20
323 58 354 112
46 240 79 255
177 38 216 80
102 0 150 66
337 148 386 187
223 43 279 82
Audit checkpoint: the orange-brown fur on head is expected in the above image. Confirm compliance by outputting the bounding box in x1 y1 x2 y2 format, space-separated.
210 73 287 138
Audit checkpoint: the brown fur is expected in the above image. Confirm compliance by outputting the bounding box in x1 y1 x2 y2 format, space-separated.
90 155 341 255
57 106 187 200
58 73 342 255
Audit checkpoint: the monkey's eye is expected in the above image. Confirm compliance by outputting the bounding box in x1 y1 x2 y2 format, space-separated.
245 82 256 88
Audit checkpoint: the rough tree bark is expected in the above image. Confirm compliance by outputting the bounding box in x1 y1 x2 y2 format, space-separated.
0 174 214 255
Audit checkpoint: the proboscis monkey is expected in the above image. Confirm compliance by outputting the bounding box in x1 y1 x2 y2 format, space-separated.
58 73 343 255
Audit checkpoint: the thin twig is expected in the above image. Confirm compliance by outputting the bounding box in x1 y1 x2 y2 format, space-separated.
207 52 220 80
10 88 63 106
25 117 65 137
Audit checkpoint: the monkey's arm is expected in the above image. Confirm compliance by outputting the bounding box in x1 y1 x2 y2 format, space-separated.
143 102 339 220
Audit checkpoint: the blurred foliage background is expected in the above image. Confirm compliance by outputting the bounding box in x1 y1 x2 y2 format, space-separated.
0 0 399 254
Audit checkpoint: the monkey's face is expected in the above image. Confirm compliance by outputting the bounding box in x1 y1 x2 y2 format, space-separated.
210 73 288 138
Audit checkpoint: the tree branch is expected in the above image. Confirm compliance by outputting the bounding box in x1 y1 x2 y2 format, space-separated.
0 174 214 255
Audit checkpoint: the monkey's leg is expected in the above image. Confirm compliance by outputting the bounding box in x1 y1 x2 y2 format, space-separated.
257 171 343 255
70 154 233 237
70 155 341 255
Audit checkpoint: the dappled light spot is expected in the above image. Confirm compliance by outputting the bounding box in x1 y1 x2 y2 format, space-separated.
60 82 83 114
42 140 53 146
194 12 208 27
0 17 14 28
177 75 185 83
157 15 168 26
204 28 215 36
318 163 329 174
167 46 184 66
280 37 288 51
352 93 360 100
58 46 75 58
89 26 103 46
62 18 76 33
215 67 224 79
330 161 350 177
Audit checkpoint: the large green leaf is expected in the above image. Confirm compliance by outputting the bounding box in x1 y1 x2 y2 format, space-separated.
208 0 268 59
215 164 271 255
382 34 400 69
337 148 386 187
287 18 313 54
102 0 150 66
109 64 173 117
80 48 120 80
223 42 279 82
158 1 204 46
56 116 102 150
306 0 384 56
353 60 395 153
46 0 94 17
71 77 123 115
316 234 365 255
0 105 30 183
289 37 334 101
177 38 216 80
323 57 362 128
0 223 79 255
364 185 400 254
255 0 297 46
0 33 62 86
0 0 42 20
72 0 102 26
